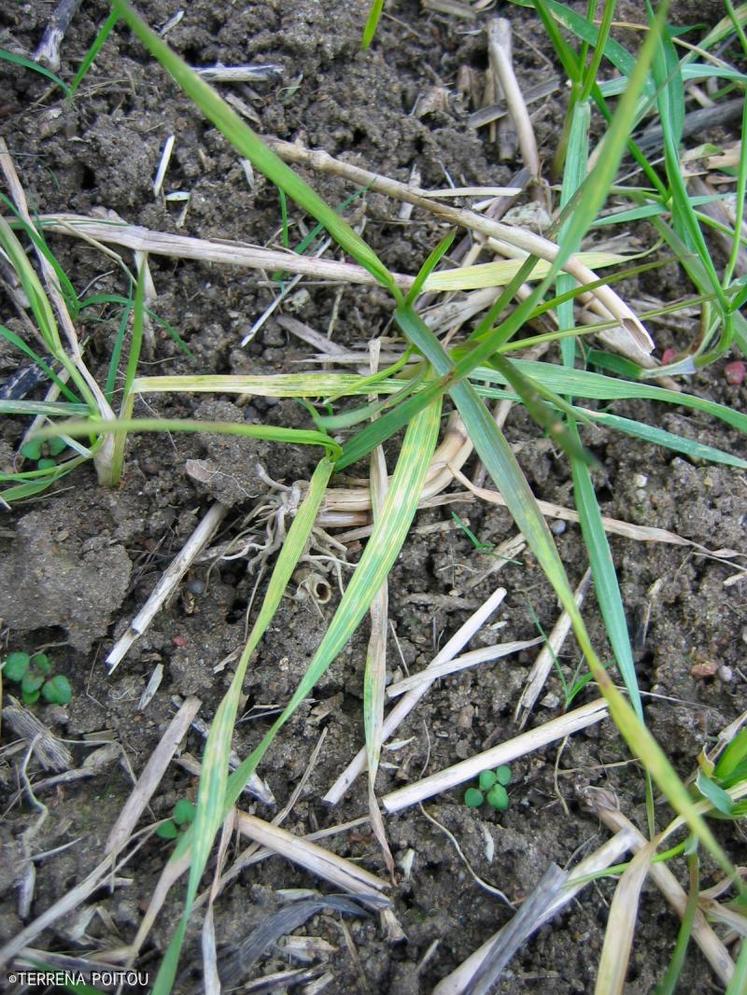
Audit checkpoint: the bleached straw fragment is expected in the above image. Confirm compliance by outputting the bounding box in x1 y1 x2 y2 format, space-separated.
106 501 228 671
236 813 389 908
262 139 653 355
582 788 735 985
488 19 538 178
449 464 740 560
383 698 609 813
193 64 283 82
152 134 175 198
514 569 592 728
432 827 638 995
386 637 542 698
0 838 148 968
33 0 81 69
106 696 201 855
323 586 507 805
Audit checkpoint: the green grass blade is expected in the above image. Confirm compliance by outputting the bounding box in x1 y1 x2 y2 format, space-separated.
111 259 146 482
489 354 595 464
0 193 80 316
103 295 133 401
405 229 456 306
525 0 642 86
553 82 643 722
224 398 442 811
474 361 747 434
112 1 400 300
723 94 747 288
69 10 120 96
0 216 101 413
134 363 747 439
649 13 729 320
725 935 747 995
336 379 443 470
579 407 747 468
396 304 739 884
570 431 642 718
152 457 335 995
541 0 670 283
578 0 616 103
0 324 81 404
31 416 342 458
362 0 386 48
0 216 62 353
0 48 70 95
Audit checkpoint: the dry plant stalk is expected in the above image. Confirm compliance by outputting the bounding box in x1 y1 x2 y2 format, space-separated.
106 501 228 670
448 464 742 560
0 835 150 967
38 213 394 287
37 139 651 361
382 698 609 813
1 697 73 771
324 586 508 804
596 838 659 994
106 695 201 855
432 827 640 995
488 19 538 177
236 812 390 908
514 569 592 728
33 0 82 68
386 637 543 697
262 138 653 357
582 787 735 985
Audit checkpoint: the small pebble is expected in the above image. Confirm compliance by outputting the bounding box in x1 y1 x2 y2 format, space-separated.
633 474 648 488
718 665 733 683
550 519 567 535
724 360 746 386
457 704 474 730
691 660 718 679
186 577 205 595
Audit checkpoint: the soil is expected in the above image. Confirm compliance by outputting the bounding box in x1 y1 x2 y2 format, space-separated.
0 2 746 994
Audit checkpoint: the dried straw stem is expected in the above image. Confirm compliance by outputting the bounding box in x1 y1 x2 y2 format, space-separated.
583 788 735 985
382 698 609 813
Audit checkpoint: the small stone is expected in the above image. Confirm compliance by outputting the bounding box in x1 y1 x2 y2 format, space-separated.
718 665 733 682
724 360 746 386
285 288 310 313
691 659 718 679
633 474 648 488
456 704 474 730
550 519 567 535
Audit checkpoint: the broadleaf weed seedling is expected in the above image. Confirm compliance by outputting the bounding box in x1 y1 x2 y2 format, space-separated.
19 435 68 470
155 798 197 842
1 650 73 705
464 765 513 812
